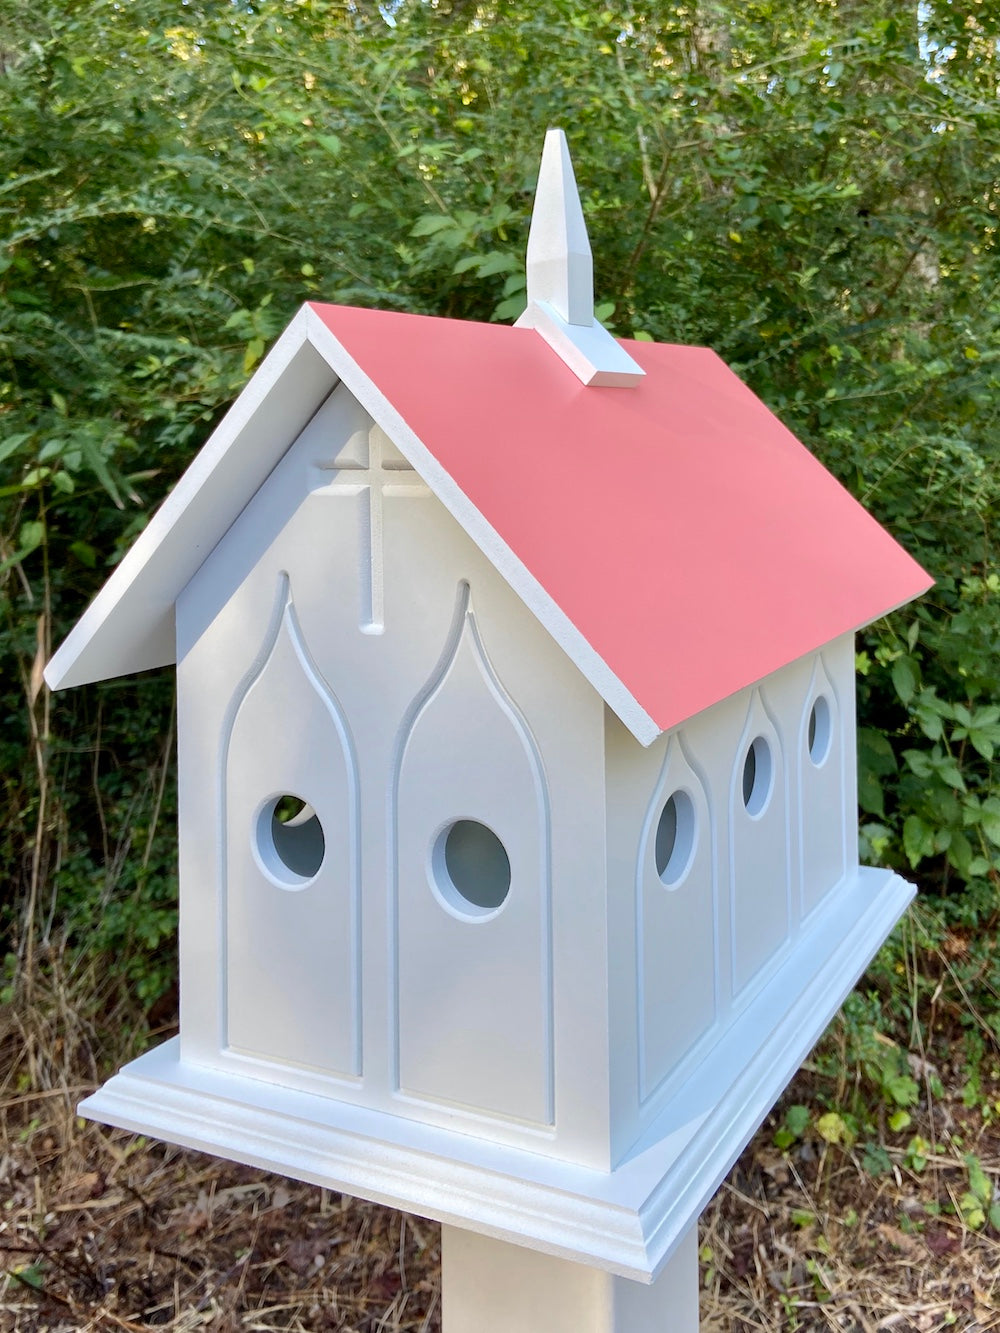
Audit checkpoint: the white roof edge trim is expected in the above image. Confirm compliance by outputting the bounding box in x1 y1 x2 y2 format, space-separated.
303 306 662 747
45 307 328 691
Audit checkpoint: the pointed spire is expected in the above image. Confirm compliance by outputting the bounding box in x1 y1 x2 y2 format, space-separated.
516 130 645 388
525 129 594 327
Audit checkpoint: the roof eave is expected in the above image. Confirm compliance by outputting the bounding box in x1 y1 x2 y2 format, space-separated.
44 307 337 691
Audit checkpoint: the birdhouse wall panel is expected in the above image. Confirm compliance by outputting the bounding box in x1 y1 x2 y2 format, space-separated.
175 386 370 1081
729 689 792 997
378 494 611 1163
223 585 360 1079
607 646 857 1158
174 385 613 1166
636 736 717 1103
395 585 553 1125
438 528 612 1167
603 712 721 1164
798 638 856 918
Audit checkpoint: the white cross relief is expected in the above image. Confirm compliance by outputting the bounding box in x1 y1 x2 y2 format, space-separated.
314 424 427 633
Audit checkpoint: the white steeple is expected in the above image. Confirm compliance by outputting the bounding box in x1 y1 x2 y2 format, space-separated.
524 129 594 326
516 129 645 388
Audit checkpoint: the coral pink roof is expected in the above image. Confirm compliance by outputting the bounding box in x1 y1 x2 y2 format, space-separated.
311 303 931 735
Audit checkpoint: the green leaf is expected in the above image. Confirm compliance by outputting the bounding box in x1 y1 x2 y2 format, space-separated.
968 728 999 760
862 1143 892 1177
857 766 884 817
70 540 97 568
473 251 518 278
316 133 342 157
892 656 918 704
884 1072 919 1108
80 435 123 508
905 1136 930 1172
411 214 456 238
980 800 1000 847
964 1153 992 1205
816 1111 855 1146
948 832 974 876
451 253 482 274
12 1263 44 1291
243 337 265 372
785 1104 810 1137
859 729 897 776
19 520 44 552
903 815 934 867
0 432 32 466
493 295 527 321
937 759 967 792
903 749 933 778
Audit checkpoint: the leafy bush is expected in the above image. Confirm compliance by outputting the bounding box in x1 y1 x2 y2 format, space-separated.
1 0 998 1025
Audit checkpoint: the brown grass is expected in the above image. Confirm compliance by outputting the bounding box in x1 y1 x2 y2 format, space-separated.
2 961 1000 1330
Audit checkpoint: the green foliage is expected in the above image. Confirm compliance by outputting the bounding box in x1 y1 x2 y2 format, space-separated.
959 1151 1000 1231
1 0 999 1023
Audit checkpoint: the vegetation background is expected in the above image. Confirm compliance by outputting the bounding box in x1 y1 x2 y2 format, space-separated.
1 0 1000 1326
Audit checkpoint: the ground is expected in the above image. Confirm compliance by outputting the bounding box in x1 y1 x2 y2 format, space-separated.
2 984 999 1330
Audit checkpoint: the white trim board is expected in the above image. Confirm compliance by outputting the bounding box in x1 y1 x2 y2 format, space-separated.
44 312 336 690
81 867 913 1282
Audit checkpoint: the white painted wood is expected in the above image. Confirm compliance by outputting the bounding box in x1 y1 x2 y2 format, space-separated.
223 581 361 1077
730 689 791 996
635 735 716 1103
516 298 648 387
79 866 914 1281
799 637 857 920
798 653 848 917
604 640 861 1161
524 128 594 328
516 129 644 387
441 1223 699 1332
44 312 335 690
395 587 553 1124
173 384 613 1166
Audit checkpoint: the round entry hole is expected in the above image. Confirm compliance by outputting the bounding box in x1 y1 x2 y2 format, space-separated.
742 737 773 817
258 793 325 885
654 791 696 887
433 819 511 918
808 696 832 764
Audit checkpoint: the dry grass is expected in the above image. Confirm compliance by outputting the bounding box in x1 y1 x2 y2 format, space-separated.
2 965 1000 1330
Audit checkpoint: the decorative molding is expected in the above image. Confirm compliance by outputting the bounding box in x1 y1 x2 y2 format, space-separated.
81 867 913 1283
635 734 717 1107
390 583 554 1127
221 573 362 1077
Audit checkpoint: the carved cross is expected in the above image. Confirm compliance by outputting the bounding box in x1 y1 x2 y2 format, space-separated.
315 424 426 632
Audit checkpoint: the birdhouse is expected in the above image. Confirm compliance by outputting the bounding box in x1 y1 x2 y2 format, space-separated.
47 132 930 1330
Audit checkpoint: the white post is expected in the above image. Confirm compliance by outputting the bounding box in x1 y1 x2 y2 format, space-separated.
441 1223 700 1333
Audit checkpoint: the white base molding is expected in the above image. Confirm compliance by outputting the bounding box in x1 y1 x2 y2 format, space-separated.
80 867 913 1282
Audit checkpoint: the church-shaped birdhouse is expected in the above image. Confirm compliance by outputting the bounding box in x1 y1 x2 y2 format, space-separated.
47 132 930 1323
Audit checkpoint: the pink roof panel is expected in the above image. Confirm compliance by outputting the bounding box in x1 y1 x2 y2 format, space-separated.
312 303 931 734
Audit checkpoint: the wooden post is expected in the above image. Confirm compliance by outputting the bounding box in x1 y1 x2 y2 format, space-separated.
441 1223 700 1333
